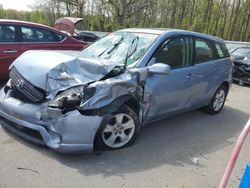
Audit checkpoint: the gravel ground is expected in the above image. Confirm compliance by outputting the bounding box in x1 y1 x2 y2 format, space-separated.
0 82 249 188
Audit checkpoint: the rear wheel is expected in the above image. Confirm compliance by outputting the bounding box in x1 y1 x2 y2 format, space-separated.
204 85 227 114
95 104 140 150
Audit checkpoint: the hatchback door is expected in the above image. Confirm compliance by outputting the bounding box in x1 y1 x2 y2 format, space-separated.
144 37 195 122
0 24 20 78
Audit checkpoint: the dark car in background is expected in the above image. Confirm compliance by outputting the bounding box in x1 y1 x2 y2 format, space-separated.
0 19 89 78
231 47 250 85
77 31 100 42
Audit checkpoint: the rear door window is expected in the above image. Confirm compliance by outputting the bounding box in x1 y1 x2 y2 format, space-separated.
154 37 194 69
20 26 63 42
0 25 16 43
195 39 215 63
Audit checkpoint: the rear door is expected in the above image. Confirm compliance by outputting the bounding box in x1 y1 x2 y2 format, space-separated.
18 25 66 54
0 24 20 78
144 36 195 122
191 38 219 106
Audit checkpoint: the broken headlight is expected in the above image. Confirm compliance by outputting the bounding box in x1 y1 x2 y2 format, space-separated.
48 86 96 110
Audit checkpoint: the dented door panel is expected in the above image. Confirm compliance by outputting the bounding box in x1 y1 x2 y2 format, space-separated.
143 67 195 122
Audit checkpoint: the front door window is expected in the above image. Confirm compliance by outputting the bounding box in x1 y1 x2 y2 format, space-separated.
154 37 193 69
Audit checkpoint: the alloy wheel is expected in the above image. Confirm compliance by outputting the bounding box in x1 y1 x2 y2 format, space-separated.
102 113 136 148
213 89 226 112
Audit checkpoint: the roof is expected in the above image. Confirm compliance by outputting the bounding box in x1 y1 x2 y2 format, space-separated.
119 28 224 43
0 19 60 33
120 28 168 35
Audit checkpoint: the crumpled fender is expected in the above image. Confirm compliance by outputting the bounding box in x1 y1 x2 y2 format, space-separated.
78 67 150 121
77 94 135 116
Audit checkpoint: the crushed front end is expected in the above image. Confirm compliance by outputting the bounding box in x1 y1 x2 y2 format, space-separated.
0 56 148 153
232 58 250 85
0 31 154 153
0 76 104 153
231 47 250 85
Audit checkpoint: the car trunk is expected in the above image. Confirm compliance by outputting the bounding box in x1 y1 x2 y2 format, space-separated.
54 17 83 36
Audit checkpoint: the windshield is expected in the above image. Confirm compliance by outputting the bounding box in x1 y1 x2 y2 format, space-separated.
81 31 158 66
231 48 250 58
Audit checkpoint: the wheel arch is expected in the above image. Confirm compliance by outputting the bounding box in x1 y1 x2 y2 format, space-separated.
208 81 230 103
220 81 230 95
93 94 140 150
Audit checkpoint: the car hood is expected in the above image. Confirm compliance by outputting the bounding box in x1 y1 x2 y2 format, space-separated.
10 50 117 98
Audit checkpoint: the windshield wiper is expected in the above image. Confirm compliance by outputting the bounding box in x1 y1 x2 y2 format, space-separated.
98 37 124 57
124 36 139 68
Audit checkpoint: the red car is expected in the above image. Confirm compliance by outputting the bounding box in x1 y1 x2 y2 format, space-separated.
0 19 89 78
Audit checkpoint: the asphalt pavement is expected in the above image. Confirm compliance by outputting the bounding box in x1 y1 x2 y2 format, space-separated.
0 82 249 188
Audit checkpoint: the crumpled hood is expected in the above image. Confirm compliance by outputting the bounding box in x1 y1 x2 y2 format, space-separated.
10 50 117 97
232 56 250 66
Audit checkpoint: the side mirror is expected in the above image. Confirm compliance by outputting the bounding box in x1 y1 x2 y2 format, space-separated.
148 63 171 75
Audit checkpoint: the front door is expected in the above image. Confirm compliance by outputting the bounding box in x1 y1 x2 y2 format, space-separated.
144 37 195 122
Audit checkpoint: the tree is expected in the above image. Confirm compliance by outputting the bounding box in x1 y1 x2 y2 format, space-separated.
0 0 249 41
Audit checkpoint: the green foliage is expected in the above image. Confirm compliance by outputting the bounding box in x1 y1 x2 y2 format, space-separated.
104 23 113 32
0 0 249 41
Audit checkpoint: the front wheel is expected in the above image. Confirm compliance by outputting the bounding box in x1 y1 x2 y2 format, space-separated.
204 85 227 114
95 104 140 150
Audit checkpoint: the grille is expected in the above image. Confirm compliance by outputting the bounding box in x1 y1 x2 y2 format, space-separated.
10 67 45 103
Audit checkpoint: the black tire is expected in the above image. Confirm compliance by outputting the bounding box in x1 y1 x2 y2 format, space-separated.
95 104 140 150
204 85 227 115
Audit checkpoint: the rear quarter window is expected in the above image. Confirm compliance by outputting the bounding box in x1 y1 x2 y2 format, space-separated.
54 33 65 42
215 43 230 58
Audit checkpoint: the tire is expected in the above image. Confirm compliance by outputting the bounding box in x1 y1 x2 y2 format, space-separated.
95 104 140 150
204 85 227 115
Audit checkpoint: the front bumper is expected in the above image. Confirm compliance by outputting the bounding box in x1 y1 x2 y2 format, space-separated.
233 61 250 84
0 87 103 153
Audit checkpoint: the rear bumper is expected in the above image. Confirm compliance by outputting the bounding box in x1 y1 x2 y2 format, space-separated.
0 87 103 153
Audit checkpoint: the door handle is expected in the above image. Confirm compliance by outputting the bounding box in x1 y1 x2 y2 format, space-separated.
3 49 17 54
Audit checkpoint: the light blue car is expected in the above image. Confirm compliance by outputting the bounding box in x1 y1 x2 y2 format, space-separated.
0 28 233 153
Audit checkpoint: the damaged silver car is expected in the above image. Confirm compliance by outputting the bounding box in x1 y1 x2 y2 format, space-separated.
0 29 232 153
231 47 250 85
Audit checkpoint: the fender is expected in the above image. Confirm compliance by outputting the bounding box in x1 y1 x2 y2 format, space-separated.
77 94 138 116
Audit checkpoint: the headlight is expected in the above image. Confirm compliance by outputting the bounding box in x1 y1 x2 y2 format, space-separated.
48 85 96 109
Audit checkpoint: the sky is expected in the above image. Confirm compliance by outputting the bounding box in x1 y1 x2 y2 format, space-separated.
0 0 35 11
